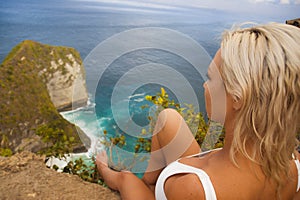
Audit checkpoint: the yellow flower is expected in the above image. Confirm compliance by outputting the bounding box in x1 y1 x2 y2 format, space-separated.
161 87 166 96
157 97 163 104
145 95 152 101
141 129 147 135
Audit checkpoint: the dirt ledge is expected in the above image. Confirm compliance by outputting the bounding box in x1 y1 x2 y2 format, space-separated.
0 151 120 200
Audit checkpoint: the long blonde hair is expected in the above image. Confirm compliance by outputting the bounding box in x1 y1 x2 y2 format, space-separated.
220 22 300 195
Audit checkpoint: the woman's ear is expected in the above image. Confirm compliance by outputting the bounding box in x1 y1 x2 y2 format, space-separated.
233 96 242 111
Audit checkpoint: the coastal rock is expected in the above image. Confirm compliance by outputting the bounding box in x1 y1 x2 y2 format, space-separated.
286 18 300 28
0 40 90 154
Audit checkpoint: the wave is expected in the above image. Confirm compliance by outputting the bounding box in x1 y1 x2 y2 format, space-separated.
128 92 145 99
45 152 92 172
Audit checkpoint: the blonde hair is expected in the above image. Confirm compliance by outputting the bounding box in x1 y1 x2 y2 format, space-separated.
220 22 300 196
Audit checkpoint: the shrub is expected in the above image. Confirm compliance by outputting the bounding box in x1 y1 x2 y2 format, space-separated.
0 148 13 157
59 87 225 185
36 119 75 157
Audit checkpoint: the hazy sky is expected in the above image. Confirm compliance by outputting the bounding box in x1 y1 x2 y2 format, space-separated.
76 0 299 21
76 0 300 11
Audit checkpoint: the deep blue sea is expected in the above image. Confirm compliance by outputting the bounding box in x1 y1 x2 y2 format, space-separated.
1 0 298 172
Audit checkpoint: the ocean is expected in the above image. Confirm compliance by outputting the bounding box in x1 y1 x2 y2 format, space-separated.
1 0 297 173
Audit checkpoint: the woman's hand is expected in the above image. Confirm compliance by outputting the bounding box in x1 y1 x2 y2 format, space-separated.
96 150 108 166
96 150 108 178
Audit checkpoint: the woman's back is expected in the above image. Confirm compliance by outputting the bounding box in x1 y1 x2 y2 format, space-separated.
163 149 300 199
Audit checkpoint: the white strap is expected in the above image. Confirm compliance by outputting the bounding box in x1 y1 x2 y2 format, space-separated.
155 161 217 200
294 159 300 192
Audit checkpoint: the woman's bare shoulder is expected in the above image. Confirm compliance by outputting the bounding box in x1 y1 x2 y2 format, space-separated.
164 173 205 200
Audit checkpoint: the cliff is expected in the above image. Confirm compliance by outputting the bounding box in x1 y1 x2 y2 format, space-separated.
0 40 90 155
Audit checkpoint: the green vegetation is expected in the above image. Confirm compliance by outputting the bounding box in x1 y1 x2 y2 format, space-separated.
62 157 104 185
35 118 76 157
0 132 12 157
0 148 13 157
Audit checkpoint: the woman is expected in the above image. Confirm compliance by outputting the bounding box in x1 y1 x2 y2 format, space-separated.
96 22 300 200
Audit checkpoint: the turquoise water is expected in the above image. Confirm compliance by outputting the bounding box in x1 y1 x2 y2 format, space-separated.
61 98 151 175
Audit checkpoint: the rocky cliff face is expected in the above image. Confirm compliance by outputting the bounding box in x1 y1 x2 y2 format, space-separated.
0 40 90 155
38 44 88 111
